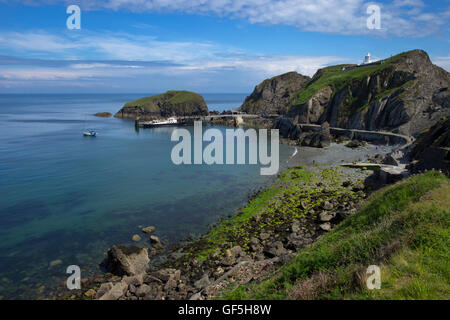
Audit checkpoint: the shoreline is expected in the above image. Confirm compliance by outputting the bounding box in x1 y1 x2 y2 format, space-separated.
47 134 397 300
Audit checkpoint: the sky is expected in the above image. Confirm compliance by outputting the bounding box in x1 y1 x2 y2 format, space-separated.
0 0 448 93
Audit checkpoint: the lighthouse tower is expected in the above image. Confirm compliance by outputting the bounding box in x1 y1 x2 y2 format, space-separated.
363 53 372 64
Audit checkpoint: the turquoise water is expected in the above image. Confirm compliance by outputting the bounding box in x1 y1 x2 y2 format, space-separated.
0 94 293 299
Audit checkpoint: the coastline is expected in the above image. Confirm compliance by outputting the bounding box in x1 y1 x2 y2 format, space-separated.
48 136 394 300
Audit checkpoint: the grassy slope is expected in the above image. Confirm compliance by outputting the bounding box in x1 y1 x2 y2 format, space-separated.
123 91 204 111
291 51 410 108
221 171 449 300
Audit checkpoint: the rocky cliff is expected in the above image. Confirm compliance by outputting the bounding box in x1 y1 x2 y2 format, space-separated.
239 71 310 115
408 116 450 172
240 50 450 137
115 90 209 120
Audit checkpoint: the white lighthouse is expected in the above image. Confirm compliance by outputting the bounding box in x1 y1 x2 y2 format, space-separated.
363 53 372 64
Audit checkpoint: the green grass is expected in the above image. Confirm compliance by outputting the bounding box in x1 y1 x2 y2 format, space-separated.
123 90 204 112
220 171 449 300
290 51 411 111
185 166 358 261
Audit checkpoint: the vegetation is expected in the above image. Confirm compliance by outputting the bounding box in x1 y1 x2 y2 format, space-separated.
123 90 205 112
290 51 412 113
185 166 362 261
221 171 449 300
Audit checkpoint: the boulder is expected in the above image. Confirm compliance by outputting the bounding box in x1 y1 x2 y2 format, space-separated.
322 201 333 210
141 226 156 234
131 234 141 242
135 284 152 298
100 245 149 276
382 154 399 166
319 222 332 232
98 281 128 300
319 212 335 222
263 241 287 258
194 274 211 290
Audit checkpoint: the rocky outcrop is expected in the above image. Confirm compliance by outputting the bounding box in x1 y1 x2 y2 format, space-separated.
239 72 310 115
93 112 112 118
241 50 450 137
100 245 149 276
275 118 332 148
407 116 450 172
115 91 209 120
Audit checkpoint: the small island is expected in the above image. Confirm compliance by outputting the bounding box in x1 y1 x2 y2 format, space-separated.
114 90 209 120
93 112 112 118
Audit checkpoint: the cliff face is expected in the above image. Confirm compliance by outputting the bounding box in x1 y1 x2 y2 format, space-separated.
239 72 310 115
115 91 209 120
408 117 450 172
241 50 450 137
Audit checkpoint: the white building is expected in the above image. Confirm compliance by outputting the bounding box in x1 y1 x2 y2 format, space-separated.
363 53 372 64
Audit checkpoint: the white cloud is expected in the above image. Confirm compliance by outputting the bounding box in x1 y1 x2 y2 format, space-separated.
0 30 346 78
55 0 449 37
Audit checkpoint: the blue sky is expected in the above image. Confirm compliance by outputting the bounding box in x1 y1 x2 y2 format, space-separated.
0 0 448 93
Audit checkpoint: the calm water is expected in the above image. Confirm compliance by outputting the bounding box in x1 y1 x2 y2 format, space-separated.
0 94 295 299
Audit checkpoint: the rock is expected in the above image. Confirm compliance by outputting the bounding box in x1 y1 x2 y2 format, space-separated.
220 256 236 266
382 154 399 166
319 212 335 222
131 234 141 242
49 259 62 268
84 289 96 298
98 281 128 300
93 112 112 118
244 50 450 138
194 275 211 290
250 237 260 246
189 292 204 300
100 245 149 276
96 282 113 299
260 232 270 241
319 222 332 232
149 235 161 244
322 201 333 210
239 72 310 115
122 274 144 287
115 91 209 120
141 226 156 234
263 241 287 258
291 220 301 233
408 116 450 172
146 268 180 283
214 267 225 278
352 183 365 191
135 284 151 297
229 246 242 257
345 140 365 149
299 201 308 210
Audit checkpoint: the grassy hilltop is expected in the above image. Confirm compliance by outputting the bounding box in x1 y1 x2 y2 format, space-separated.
115 90 209 119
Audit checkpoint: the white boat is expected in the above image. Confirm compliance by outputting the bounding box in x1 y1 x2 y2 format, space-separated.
137 117 179 127
82 114 97 136
151 117 178 125
83 129 97 136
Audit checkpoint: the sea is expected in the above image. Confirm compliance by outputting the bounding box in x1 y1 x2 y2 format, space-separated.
0 93 296 299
